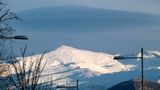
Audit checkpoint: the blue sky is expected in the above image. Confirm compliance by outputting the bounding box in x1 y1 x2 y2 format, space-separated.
6 0 160 15
5 0 160 54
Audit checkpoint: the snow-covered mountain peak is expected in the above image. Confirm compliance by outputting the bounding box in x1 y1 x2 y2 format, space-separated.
9 45 136 87
8 45 160 89
56 45 75 51
137 50 160 58
44 45 134 74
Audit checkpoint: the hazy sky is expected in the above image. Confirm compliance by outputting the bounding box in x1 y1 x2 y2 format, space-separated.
5 0 160 54
6 0 160 15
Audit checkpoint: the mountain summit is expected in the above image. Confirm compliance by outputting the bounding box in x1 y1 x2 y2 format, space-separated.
44 45 134 74
6 45 160 89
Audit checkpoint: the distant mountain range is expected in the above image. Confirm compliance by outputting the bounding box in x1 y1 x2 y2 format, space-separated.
8 45 160 89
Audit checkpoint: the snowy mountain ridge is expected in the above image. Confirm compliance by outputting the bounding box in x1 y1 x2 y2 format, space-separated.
9 45 160 89
43 45 134 74
137 50 160 58
20 45 160 78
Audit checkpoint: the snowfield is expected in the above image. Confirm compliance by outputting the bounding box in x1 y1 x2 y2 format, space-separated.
10 45 160 90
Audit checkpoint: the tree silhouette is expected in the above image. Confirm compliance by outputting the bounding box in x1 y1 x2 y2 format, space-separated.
6 46 47 90
0 0 20 62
